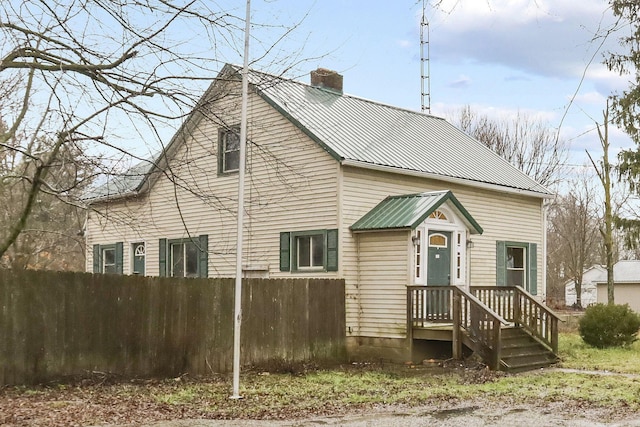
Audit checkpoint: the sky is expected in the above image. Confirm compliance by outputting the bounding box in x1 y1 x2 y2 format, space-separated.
226 0 633 182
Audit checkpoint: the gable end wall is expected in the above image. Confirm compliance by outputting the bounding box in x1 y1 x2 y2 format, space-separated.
86 82 340 279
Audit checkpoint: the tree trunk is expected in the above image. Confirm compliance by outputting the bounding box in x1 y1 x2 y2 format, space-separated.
589 103 615 304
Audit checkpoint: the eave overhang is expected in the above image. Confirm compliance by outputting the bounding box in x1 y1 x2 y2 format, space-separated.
341 160 554 200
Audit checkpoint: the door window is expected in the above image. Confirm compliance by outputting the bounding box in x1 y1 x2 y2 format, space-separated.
132 242 145 275
414 229 423 281
429 233 447 248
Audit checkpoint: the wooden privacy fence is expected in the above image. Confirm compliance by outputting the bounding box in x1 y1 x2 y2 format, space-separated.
0 270 346 386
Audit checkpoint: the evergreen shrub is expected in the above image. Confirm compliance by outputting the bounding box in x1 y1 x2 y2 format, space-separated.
578 303 640 348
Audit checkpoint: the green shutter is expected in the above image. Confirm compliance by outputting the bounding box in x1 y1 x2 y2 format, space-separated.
279 232 291 271
528 243 538 295
115 242 124 275
159 238 167 277
326 229 339 271
199 234 209 278
93 244 101 273
496 241 506 286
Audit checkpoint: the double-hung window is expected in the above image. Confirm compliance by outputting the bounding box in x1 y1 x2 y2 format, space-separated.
218 126 240 174
280 229 338 272
506 246 525 287
296 233 325 269
171 240 199 278
159 235 208 278
92 242 124 274
496 241 537 294
102 246 117 274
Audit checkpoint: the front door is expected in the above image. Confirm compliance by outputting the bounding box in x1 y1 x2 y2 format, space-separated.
427 231 451 286
132 242 146 275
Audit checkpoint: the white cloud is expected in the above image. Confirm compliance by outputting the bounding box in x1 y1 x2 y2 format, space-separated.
433 0 557 29
429 0 619 79
433 101 558 125
571 91 606 106
586 64 632 96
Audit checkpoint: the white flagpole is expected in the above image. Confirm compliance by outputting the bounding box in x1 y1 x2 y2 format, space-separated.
231 0 251 400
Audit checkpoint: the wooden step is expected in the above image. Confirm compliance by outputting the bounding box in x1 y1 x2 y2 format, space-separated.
501 351 559 372
498 327 558 372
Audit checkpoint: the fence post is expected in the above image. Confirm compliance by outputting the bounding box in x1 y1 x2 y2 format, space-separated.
452 289 462 360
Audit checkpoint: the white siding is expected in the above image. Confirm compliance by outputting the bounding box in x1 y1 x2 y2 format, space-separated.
354 231 410 338
87 81 340 278
340 165 544 336
87 79 546 344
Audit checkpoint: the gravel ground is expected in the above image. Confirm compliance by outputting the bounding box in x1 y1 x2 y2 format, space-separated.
106 401 640 427
5 368 640 427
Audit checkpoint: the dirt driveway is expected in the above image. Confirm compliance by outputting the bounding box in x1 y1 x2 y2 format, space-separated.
113 400 640 427
7 367 640 427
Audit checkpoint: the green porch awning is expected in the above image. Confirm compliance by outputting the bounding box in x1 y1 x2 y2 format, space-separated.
350 190 483 234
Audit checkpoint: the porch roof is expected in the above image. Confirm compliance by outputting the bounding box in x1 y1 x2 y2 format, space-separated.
350 190 483 234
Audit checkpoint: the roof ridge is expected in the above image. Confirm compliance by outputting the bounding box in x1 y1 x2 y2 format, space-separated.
87 63 552 203
239 64 446 121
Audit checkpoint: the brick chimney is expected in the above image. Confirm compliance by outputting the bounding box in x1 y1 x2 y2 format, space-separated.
310 68 343 93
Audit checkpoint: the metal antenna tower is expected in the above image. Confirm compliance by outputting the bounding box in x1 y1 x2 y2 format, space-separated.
420 0 431 114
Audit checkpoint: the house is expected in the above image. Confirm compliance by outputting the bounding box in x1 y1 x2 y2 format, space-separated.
595 261 640 312
565 261 640 312
85 64 557 368
564 265 605 307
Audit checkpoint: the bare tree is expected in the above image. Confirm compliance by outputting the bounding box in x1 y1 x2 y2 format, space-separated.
587 104 616 304
450 106 567 188
0 1 310 262
0 125 92 270
546 173 602 308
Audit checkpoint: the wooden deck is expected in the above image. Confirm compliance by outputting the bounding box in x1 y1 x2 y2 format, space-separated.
407 285 561 371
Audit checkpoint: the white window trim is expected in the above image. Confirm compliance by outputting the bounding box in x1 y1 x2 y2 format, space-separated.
132 242 146 275
294 232 325 271
428 232 448 248
102 246 116 274
169 240 199 278
134 243 146 257
221 128 240 173
506 245 527 288
414 228 424 284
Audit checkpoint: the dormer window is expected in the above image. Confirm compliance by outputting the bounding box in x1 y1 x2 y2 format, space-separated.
218 126 240 174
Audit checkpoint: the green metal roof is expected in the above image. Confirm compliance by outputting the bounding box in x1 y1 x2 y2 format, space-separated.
86 64 552 202
350 190 483 234
249 67 552 197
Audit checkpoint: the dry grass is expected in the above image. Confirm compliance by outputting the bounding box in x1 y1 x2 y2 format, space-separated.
3 332 640 426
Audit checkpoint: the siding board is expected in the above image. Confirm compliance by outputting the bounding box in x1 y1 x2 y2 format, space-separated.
87 78 545 345
340 165 544 335
87 86 340 280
